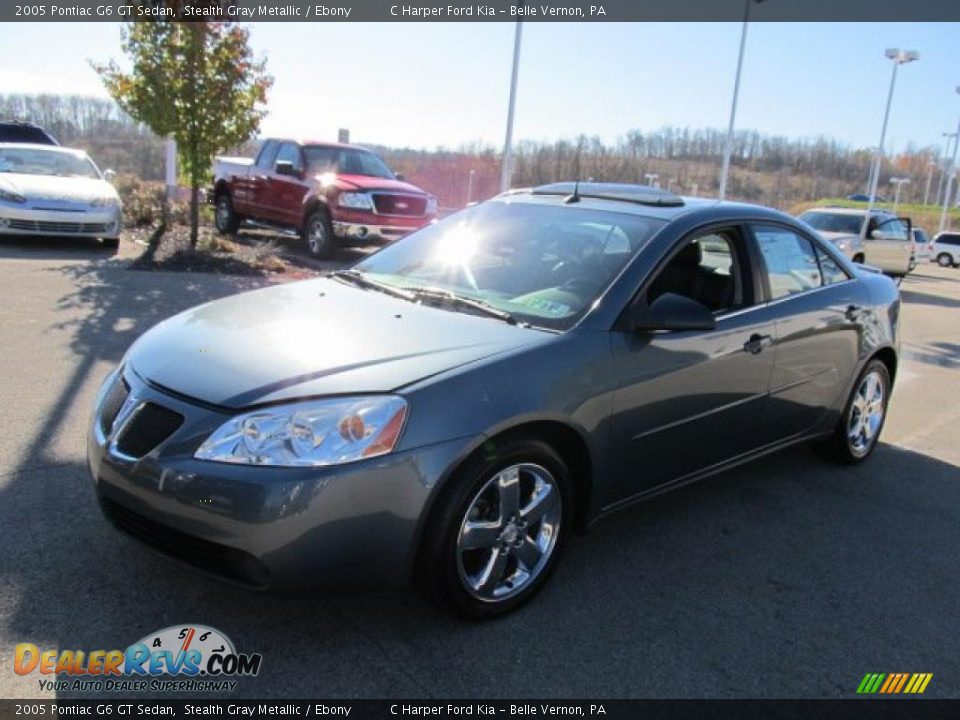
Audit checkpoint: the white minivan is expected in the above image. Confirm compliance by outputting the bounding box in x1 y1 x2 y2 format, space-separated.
930 232 960 268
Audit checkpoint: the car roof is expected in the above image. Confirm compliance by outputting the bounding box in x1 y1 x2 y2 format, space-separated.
802 206 894 217
262 138 374 152
0 142 87 156
500 182 788 223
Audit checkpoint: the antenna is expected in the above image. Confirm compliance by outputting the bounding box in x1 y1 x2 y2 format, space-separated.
564 180 581 204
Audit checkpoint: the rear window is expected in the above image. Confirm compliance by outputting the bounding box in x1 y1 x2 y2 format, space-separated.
0 123 57 145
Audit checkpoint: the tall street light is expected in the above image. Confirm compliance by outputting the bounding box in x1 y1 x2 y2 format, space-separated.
889 177 910 214
718 0 763 201
935 132 958 206
923 160 937 206
499 20 523 193
940 87 960 235
863 48 920 237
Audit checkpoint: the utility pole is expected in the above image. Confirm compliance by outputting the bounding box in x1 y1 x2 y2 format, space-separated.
500 20 523 193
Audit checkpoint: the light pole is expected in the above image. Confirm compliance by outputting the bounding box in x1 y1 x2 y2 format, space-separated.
935 133 957 206
718 0 763 201
644 173 659 188
923 160 937 206
499 20 523 193
466 169 475 206
889 177 910 214
940 87 960 235
863 48 919 239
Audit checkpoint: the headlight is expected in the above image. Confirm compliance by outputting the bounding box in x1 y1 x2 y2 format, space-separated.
426 196 438 215
195 395 408 467
0 187 27 204
337 192 373 210
91 195 120 209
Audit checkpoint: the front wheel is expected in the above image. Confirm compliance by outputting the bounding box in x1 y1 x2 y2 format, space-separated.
821 359 891 464
302 209 334 259
937 253 954 268
214 193 240 234
418 439 572 619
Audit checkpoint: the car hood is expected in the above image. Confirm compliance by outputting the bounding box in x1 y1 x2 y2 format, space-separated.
333 173 428 195
127 277 547 409
0 172 116 204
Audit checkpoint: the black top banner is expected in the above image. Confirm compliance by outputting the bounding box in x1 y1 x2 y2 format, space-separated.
4 0 960 22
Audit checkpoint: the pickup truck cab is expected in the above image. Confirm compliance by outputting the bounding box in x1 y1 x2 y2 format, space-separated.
796 207 915 278
212 139 437 258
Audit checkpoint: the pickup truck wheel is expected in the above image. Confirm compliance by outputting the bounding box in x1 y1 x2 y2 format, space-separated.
303 210 334 259
214 193 240 234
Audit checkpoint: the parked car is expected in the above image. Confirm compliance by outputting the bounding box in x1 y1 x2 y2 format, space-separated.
912 227 932 264
847 193 887 203
89 183 899 618
212 139 437 258
0 120 58 146
797 207 914 277
0 143 120 247
930 231 960 267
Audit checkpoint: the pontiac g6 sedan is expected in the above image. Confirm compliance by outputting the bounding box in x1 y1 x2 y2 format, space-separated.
89 183 900 618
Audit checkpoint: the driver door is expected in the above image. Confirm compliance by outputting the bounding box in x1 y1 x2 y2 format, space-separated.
604 227 777 508
865 217 914 275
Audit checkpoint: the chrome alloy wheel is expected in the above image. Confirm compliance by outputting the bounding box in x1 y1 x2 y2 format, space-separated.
847 370 886 457
307 216 328 255
215 196 231 231
456 463 561 602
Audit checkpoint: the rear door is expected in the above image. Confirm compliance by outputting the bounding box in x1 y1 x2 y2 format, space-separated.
236 140 279 218
606 225 778 506
748 223 863 439
264 142 310 228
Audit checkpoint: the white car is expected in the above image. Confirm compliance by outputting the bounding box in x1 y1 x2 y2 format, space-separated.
930 231 960 268
0 143 121 247
797 207 914 277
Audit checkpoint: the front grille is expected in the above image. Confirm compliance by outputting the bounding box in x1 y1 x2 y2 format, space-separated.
100 497 270 588
8 219 109 234
99 377 130 436
371 193 427 217
114 402 183 458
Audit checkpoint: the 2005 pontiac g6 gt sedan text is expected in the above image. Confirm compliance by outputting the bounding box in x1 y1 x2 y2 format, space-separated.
88 183 900 618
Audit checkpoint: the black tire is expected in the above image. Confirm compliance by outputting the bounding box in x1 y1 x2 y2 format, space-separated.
302 209 334 259
937 253 954 268
214 192 240 234
417 438 573 619
100 237 119 250
820 359 891 465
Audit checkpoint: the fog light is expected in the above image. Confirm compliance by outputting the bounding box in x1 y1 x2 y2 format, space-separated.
0 218 9 229
356 226 368 238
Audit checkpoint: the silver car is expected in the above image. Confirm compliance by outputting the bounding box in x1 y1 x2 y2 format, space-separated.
797 207 914 277
930 231 960 267
0 143 121 247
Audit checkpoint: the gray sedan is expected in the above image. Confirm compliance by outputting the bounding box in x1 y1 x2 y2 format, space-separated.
88 183 900 618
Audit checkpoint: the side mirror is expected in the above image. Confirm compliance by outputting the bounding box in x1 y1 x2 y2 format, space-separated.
102 169 117 183
395 173 405 182
275 160 300 178
632 293 716 332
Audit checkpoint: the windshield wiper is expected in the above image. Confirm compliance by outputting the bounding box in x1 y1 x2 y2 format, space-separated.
329 269 416 301
405 286 519 325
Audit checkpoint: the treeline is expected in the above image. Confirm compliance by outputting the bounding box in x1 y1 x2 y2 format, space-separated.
2 93 943 210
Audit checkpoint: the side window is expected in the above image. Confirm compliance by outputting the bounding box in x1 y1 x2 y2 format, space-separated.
646 229 746 314
275 142 302 171
873 218 909 241
752 224 823 299
256 140 279 170
815 246 850 285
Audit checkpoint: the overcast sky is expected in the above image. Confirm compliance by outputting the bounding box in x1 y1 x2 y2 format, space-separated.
3 22 959 154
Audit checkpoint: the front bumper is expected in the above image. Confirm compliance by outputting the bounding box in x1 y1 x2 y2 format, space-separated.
0 203 121 239
87 367 472 592
332 220 420 243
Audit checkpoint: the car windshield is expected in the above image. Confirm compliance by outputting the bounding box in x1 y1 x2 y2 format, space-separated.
799 211 864 235
0 147 99 178
303 146 395 179
352 200 665 330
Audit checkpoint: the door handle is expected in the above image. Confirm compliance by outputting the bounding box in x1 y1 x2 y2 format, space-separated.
845 304 864 321
743 333 773 355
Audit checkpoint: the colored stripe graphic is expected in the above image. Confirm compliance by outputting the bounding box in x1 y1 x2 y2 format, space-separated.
857 673 932 694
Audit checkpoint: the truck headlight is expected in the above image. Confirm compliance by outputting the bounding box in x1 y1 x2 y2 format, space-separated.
0 188 27 204
91 195 120 209
337 192 373 210
426 196 438 215
195 396 407 467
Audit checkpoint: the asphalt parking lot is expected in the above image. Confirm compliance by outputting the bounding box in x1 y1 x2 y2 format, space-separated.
1 236 958 700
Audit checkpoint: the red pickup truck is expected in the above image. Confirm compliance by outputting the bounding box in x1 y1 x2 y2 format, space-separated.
212 139 437 258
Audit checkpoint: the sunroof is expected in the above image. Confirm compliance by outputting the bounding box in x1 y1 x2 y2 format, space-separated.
530 182 685 207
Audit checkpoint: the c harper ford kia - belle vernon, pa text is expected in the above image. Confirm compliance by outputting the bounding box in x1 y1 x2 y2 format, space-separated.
212 138 438 258
88 183 900 618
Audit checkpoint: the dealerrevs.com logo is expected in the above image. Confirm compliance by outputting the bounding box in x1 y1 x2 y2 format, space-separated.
14 624 262 693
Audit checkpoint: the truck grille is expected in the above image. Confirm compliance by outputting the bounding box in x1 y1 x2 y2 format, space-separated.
99 496 270 589
114 402 184 458
8 219 110 234
371 193 427 217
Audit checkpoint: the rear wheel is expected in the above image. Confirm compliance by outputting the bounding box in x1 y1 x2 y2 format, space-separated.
418 439 572 619
214 193 240 234
303 209 334 259
937 253 954 268
821 359 891 464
